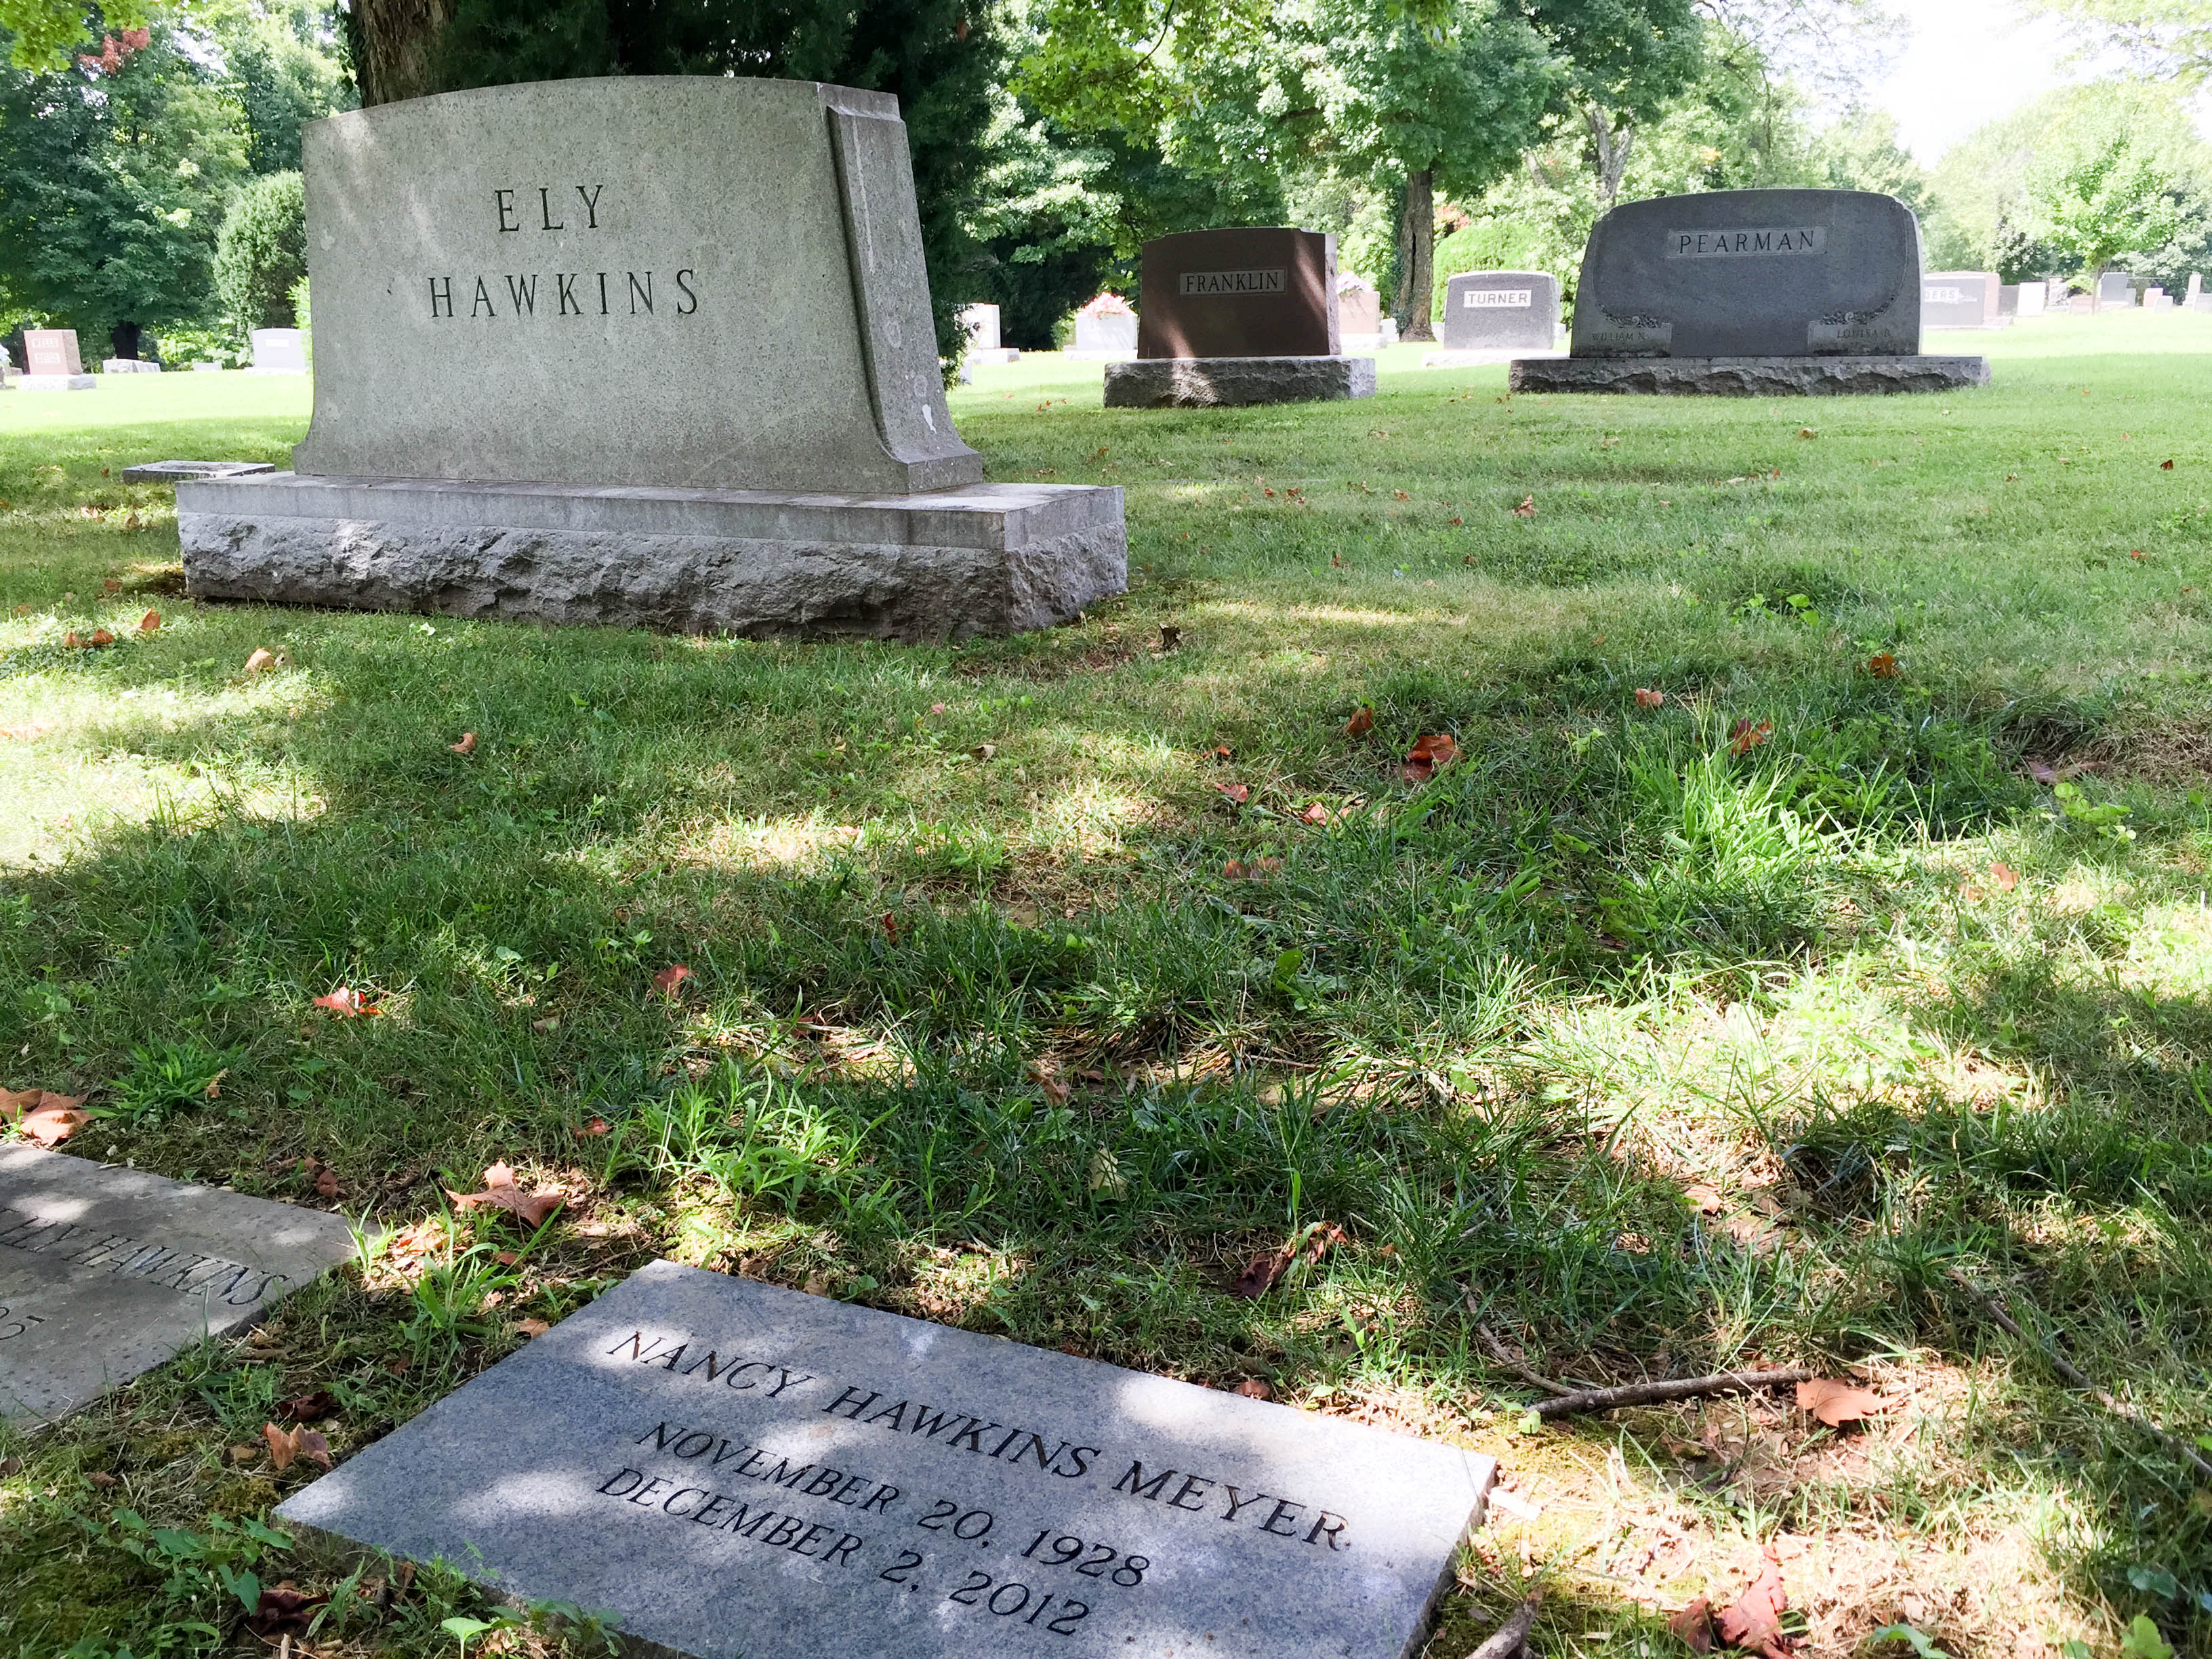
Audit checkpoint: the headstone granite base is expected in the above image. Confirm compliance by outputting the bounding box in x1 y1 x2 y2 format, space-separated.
123 460 278 484
277 1259 1497 1659
180 474 1127 641
1509 354 1989 396
18 375 96 392
2 1145 359 1426
1422 348 1565 369
1103 356 1374 408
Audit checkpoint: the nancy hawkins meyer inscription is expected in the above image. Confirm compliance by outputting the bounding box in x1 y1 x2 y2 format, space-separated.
279 1261 1495 1659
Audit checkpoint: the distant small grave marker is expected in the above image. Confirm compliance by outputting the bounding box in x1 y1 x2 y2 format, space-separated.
1 1146 357 1425
1922 270 1999 329
20 329 95 392
280 1261 1496 1659
1426 271 1563 363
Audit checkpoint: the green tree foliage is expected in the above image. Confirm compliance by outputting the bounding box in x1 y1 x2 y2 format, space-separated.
2020 0 2212 84
0 0 144 69
1810 107 1927 214
0 19 247 354
213 167 304 328
212 2 356 173
2025 105 2193 292
418 0 1002 365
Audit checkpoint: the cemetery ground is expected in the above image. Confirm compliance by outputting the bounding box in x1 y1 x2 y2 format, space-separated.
1 314 2209 1659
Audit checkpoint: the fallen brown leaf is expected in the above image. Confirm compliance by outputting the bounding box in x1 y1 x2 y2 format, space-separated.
651 962 692 998
1216 781 1250 805
246 1580 329 1638
1990 860 2020 890
1402 733 1458 784
447 1160 567 1228
20 1104 88 1147
1343 705 1375 738
1671 1598 1716 1654
203 1068 226 1101
450 731 476 754
310 987 378 1018
1300 802 1334 825
2163 458 2175 470
575 1115 610 1137
1029 1063 1071 1107
1635 687 1664 708
136 609 160 633
1230 1248 1292 1298
1795 1376 1887 1428
243 647 276 674
0 724 54 741
87 1471 117 1489
1867 652 1901 678
881 911 899 943
1717 1544 1791 1658
279 1389 338 1422
1683 1181 1724 1214
1232 1378 1273 1399
1728 718 1774 756
1511 494 1536 518
314 1166 342 1199
510 1317 551 1338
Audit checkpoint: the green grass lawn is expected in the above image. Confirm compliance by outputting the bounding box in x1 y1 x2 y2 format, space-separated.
3 316 2209 1659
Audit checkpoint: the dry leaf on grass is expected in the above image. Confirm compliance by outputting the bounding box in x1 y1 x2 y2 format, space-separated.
1683 1181 1725 1214
1728 718 1774 756
0 724 54 740
1795 1376 1887 1427
575 1116 611 1138
1670 1599 1716 1654
1511 494 1537 518
245 1581 329 1638
447 1160 567 1228
1717 1544 1793 1658
261 1422 333 1473
136 609 161 633
279 1389 337 1422
313 1166 342 1199
449 731 476 754
510 1317 552 1338
1868 652 1901 678
242 647 276 674
1402 733 1458 784
651 963 692 998
310 987 379 1018
1232 1378 1272 1399
1635 687 1665 708
1300 802 1336 825
1216 781 1250 805
1230 1223 1345 1298
3 1089 89 1147
1344 705 1376 738
1990 861 2020 890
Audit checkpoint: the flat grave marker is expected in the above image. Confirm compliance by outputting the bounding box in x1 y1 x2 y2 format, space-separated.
1 1145 359 1425
280 1261 1496 1659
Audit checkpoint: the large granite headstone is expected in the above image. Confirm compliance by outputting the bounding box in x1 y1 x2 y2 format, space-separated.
1337 278 1382 350
1438 271 1561 354
1922 270 1999 329
280 1261 1496 1659
21 328 95 391
1105 228 1373 407
1 1146 358 1425
1068 295 1138 360
246 327 308 374
2097 271 2135 307
959 304 1017 364
178 79 1124 640
1511 189 1986 396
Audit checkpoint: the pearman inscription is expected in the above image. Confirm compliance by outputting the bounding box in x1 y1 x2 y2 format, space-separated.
1667 227 1826 258
1177 270 1286 297
1465 289 1533 308
278 1261 1493 1659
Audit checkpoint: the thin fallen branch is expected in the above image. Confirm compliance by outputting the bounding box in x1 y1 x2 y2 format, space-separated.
1532 1368 1816 1419
1465 1594 1542 1659
1471 1313 1574 1397
1948 1269 2212 1481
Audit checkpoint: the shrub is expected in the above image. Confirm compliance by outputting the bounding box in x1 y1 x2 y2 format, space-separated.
213 169 305 331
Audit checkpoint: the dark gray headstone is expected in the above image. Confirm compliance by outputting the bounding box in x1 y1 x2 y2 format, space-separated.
1569 189 1921 358
278 1261 1496 1659
1440 272 1560 350
2097 271 2135 306
1 1146 359 1425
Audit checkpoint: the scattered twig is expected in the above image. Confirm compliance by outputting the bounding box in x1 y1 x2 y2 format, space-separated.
1532 1368 1816 1419
1471 1310 1572 1397
1948 1269 2212 1481
1465 1594 1542 1659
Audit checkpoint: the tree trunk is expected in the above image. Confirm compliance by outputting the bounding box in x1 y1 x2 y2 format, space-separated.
350 0 458 106
1399 169 1435 342
110 322 142 361
1586 104 1634 213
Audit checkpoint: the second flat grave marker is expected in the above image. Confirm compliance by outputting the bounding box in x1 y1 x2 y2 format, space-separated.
279 1260 1497 1659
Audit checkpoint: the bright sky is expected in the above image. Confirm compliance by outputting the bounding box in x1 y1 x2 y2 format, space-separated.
1864 0 2087 165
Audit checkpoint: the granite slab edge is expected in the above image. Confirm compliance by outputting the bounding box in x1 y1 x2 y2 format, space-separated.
1507 355 1990 396
179 511 1128 641
1102 356 1376 408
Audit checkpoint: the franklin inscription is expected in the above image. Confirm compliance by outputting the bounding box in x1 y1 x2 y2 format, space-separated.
1176 269 1286 297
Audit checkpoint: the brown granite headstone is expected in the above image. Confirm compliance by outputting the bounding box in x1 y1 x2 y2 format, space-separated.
1136 229 1338 360
24 330 83 376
